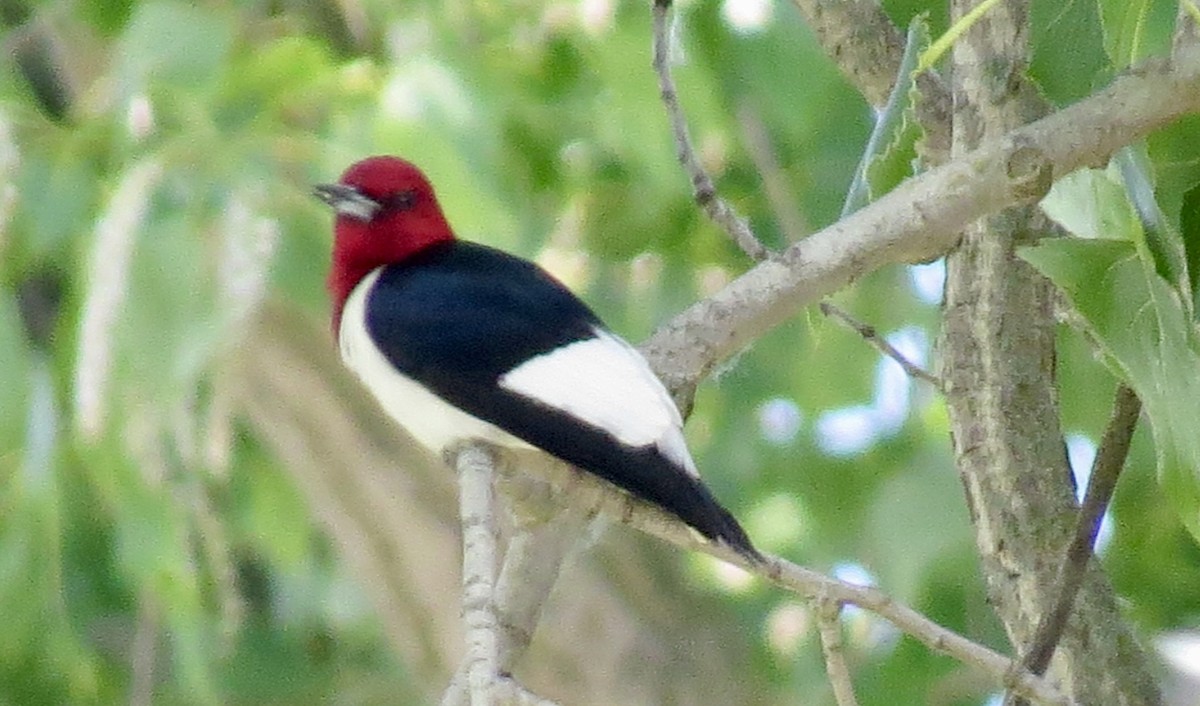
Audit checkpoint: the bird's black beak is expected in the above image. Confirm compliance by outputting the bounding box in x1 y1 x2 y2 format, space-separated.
313 183 381 222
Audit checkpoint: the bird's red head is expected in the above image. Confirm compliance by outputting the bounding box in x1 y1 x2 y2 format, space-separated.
316 156 455 332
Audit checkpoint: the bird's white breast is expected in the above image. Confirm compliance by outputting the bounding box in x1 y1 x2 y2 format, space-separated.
339 268 532 455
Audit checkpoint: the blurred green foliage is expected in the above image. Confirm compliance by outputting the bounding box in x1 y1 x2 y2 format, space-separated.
1 0 1199 704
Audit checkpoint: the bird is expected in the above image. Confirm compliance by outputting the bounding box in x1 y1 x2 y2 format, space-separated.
315 155 760 562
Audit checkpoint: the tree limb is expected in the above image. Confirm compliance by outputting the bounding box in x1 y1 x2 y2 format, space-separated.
443 492 593 706
443 447 591 706
447 442 501 706
486 452 1069 706
1005 387 1142 706
640 46 1200 406
941 1 1158 703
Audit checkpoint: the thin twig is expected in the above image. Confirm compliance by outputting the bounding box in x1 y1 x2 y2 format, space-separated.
1005 384 1141 706
490 457 1069 706
815 599 860 706
768 559 1065 705
651 0 769 261
450 443 501 706
819 301 943 391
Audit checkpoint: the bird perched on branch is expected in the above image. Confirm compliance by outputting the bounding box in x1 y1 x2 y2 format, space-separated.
316 155 759 562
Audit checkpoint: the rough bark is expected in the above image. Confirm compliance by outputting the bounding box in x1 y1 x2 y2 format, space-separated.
940 1 1161 704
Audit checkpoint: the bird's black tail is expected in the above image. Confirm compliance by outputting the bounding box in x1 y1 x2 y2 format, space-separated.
458 384 763 562
681 479 763 564
607 446 762 564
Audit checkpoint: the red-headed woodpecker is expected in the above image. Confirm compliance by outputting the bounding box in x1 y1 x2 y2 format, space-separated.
315 156 759 562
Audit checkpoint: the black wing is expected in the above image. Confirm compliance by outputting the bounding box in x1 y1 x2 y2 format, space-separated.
365 241 758 558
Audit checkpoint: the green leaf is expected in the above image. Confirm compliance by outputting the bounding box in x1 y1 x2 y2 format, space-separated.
1182 183 1200 306
1097 0 1175 67
1039 167 1138 241
1021 238 1200 542
1029 0 1108 104
1148 115 1200 225
1041 151 1194 318
1115 146 1193 319
845 17 929 216
1146 114 1200 308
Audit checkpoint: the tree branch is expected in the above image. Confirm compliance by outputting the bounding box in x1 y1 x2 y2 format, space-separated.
1006 384 1142 706
819 301 943 390
447 442 501 706
443 492 593 706
815 599 860 706
486 453 1068 706
640 47 1200 404
443 447 581 706
940 1 1158 702
651 0 768 261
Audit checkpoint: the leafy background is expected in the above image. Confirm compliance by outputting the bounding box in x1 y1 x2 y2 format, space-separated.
1 0 1199 704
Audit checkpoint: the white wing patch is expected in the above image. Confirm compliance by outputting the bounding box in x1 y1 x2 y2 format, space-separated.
499 329 699 478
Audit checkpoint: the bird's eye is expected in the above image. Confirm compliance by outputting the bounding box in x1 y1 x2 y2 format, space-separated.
385 189 419 212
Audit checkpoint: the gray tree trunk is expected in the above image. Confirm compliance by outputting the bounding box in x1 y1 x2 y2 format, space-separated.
940 1 1162 703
